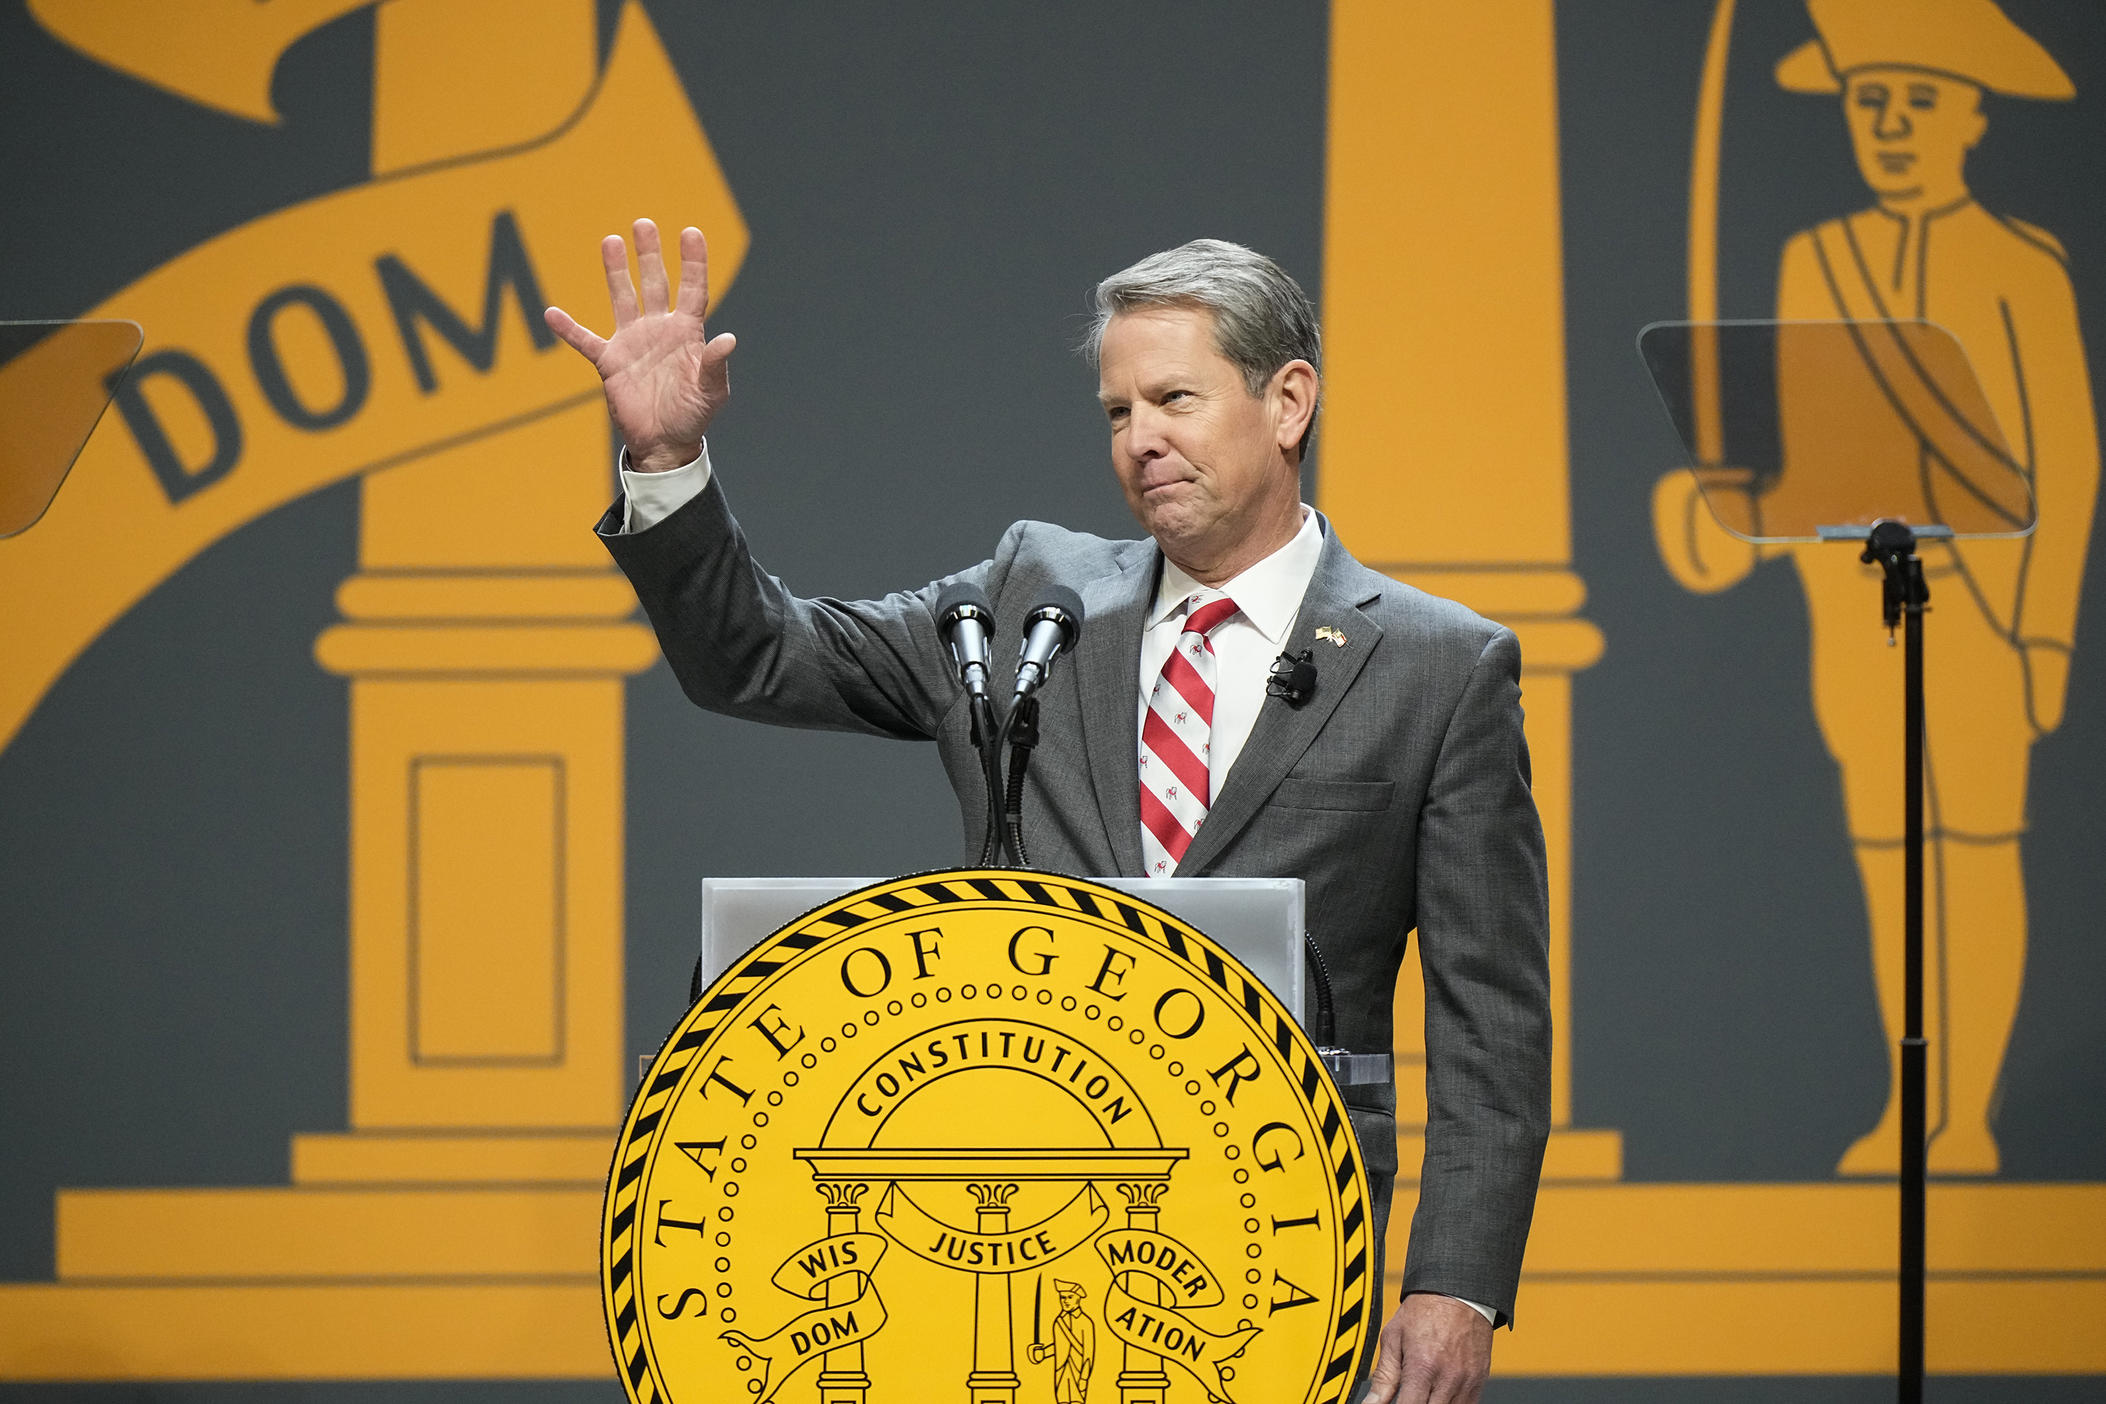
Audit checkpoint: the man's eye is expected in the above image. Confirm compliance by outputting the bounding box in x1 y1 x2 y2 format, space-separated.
1162 390 1189 404
1856 86 1887 107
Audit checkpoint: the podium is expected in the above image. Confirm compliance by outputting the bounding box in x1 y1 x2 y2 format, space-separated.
701 876 1392 1092
704 877 1305 1024
608 869 1382 1404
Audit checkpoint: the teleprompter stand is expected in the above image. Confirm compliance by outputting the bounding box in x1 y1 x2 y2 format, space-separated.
1640 319 2037 1403
1850 516 1935 1397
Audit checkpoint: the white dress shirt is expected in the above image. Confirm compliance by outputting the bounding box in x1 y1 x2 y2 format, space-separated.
615 446 1496 1326
1138 505 1324 801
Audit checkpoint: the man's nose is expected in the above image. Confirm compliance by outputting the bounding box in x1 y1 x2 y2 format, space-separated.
1874 101 1912 140
1126 405 1170 458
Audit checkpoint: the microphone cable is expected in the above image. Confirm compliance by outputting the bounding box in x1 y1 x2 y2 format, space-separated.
999 696 1037 867
975 692 1006 866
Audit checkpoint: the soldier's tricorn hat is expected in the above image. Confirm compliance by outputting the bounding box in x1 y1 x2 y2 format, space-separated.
1776 0 2074 99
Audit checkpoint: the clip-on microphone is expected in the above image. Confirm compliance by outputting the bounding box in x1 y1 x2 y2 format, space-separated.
1267 649 1318 707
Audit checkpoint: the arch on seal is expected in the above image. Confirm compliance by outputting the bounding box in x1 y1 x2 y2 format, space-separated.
820 1017 1163 1150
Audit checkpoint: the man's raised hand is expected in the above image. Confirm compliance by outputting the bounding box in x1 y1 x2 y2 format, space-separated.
544 220 735 474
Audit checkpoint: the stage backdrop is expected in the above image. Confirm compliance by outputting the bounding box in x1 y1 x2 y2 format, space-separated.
1 1 2101 1399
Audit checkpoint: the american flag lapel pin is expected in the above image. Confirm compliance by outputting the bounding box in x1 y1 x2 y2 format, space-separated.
1314 625 1347 647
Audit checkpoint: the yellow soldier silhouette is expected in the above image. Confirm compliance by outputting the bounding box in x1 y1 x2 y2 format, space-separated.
1027 1278 1095 1403
1655 0 2099 1175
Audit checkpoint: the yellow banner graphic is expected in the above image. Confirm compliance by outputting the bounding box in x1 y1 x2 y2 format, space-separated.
0 0 745 756
767 1231 888 1298
719 1289 885 1404
1097 1230 1260 1403
876 1183 1109 1274
721 1232 888 1404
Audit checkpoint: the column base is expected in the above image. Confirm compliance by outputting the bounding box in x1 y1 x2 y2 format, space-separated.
290 1131 612 1185
814 1369 870 1404
965 1369 1020 1403
1115 1369 1171 1404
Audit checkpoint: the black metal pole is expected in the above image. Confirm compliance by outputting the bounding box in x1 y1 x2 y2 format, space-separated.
1899 548 1927 1404
1864 519 1927 1404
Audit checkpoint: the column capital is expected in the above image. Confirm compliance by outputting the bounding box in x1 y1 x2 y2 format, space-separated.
817 1182 869 1212
968 1182 1019 1212
1116 1182 1169 1212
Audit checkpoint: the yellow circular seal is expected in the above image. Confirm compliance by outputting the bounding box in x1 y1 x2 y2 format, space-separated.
603 870 1374 1404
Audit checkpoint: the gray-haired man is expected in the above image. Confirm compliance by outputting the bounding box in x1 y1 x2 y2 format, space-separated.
548 223 1551 1404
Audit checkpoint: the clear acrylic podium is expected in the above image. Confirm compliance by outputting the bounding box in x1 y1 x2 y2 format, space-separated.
1639 318 2036 1404
1639 319 2034 542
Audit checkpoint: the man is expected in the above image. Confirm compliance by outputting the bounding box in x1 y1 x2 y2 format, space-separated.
1027 1278 1096 1403
1653 0 2096 1175
547 224 1550 1402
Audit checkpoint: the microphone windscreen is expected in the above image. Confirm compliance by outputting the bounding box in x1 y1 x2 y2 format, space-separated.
1030 584 1085 643
935 580 994 631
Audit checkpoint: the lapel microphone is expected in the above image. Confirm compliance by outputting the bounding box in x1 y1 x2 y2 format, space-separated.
1267 648 1317 707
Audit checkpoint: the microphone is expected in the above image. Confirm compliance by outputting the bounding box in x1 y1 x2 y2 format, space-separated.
935 581 997 700
1013 586 1085 699
1267 648 1318 706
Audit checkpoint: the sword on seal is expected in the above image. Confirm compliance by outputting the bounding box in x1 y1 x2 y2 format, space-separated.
1027 1272 1046 1363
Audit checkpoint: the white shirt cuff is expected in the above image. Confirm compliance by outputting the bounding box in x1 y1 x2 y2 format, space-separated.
618 443 713 533
1409 1292 1498 1325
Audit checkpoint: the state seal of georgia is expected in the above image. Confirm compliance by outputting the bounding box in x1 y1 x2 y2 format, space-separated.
602 870 1375 1404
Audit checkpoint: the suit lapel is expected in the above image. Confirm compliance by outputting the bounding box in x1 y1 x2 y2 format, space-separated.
1176 530 1385 876
1076 548 1161 877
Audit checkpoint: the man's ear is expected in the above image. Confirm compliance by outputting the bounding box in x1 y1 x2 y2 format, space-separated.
1271 360 1319 455
1958 79 1989 151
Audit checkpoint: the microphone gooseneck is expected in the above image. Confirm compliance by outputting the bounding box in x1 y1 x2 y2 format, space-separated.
1000 586 1086 865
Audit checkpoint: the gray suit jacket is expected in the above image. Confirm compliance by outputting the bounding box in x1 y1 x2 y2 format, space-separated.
600 478 1551 1324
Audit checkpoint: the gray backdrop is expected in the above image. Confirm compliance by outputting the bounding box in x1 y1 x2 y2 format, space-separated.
1 1 2100 1398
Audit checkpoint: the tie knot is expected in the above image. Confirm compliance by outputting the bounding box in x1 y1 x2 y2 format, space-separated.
1181 596 1240 638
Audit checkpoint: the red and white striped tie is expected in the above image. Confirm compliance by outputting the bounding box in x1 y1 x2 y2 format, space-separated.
1140 594 1240 876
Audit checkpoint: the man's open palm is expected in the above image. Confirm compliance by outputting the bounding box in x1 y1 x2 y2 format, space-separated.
544 219 735 473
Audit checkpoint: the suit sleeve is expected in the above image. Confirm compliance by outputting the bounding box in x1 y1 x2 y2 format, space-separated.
596 476 1014 741
1399 626 1552 1325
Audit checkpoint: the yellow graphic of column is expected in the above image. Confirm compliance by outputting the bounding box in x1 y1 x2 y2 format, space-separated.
0 0 743 1378
1322 0 1618 1186
312 0 648 1156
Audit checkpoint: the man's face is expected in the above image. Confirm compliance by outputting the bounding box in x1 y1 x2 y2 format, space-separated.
1842 67 1986 204
1096 306 1304 579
